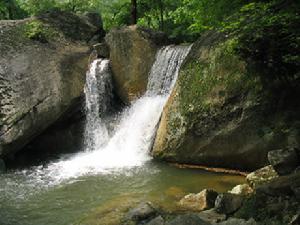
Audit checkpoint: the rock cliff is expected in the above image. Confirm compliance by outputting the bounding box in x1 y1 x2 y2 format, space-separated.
152 32 300 171
0 10 103 159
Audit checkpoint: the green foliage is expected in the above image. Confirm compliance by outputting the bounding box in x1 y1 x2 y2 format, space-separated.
0 0 26 19
223 0 300 87
17 0 59 16
24 20 58 43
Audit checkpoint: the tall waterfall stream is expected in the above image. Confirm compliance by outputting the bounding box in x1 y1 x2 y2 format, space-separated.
0 45 244 225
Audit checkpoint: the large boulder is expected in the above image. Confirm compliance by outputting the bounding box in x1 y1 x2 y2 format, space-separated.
267 147 299 175
152 31 300 171
0 10 103 159
105 25 168 103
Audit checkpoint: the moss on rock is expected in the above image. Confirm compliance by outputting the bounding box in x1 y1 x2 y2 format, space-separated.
152 31 299 171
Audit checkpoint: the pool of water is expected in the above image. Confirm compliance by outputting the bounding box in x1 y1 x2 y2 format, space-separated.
0 160 244 225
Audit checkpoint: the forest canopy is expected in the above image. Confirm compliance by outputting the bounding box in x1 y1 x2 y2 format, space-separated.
0 0 264 41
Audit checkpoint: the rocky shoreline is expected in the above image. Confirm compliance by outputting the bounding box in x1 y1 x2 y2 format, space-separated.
99 147 299 225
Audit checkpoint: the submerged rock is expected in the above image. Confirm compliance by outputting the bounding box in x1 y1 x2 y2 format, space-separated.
0 10 103 159
152 31 300 171
215 193 244 215
126 202 157 222
268 147 299 175
179 189 218 211
105 25 168 103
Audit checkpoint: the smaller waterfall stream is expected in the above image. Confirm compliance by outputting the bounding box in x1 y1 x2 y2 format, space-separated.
84 59 112 150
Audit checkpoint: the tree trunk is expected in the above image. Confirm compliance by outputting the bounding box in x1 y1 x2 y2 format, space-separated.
158 0 164 30
131 0 137 25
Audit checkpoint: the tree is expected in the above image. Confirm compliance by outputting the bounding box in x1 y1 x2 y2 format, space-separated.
158 0 164 30
131 0 137 24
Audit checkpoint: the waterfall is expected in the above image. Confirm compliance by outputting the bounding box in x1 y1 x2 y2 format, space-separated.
147 45 191 96
23 45 191 183
84 59 112 151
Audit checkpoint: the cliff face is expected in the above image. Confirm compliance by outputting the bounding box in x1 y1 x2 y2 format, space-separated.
152 32 300 171
0 10 103 159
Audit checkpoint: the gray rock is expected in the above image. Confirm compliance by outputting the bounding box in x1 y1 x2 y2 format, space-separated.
256 172 300 197
105 25 168 103
216 218 257 225
126 202 156 222
229 184 253 196
179 189 218 211
166 214 210 225
146 216 165 225
268 147 299 175
246 165 278 187
93 43 109 58
215 193 244 215
0 11 100 158
198 208 226 223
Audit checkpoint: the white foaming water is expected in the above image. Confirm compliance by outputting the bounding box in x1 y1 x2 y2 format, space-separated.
84 59 112 150
13 45 192 186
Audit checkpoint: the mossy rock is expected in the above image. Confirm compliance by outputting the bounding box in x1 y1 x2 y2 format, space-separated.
152 31 300 171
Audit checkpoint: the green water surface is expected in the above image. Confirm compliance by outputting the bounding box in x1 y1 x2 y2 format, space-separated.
0 161 244 225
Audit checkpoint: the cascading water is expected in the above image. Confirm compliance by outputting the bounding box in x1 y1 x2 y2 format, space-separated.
84 59 112 151
0 45 247 225
3 45 191 185
43 45 191 181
